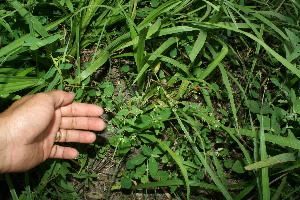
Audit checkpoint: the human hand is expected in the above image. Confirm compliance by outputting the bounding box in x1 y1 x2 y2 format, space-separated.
0 90 106 173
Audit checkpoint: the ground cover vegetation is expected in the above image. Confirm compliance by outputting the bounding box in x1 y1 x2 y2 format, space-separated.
0 0 300 199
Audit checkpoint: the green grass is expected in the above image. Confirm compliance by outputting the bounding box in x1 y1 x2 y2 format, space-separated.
0 0 300 199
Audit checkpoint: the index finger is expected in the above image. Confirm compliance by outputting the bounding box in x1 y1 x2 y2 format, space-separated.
60 102 104 117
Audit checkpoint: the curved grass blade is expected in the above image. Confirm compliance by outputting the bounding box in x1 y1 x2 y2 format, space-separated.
198 40 228 81
207 40 238 125
189 29 207 62
272 176 287 200
193 22 300 78
234 184 255 200
133 37 177 85
138 0 181 27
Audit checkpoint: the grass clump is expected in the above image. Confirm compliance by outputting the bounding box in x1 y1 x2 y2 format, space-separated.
1 0 300 199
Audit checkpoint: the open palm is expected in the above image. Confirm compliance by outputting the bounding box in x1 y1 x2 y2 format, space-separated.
0 90 105 173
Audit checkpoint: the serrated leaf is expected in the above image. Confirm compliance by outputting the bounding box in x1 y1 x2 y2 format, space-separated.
149 157 158 180
156 171 169 181
130 155 146 165
142 145 153 156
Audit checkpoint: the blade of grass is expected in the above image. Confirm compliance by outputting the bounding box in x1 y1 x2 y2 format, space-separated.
197 40 228 81
78 50 110 81
259 113 270 200
25 172 32 200
234 184 255 200
132 179 218 190
5 174 19 200
271 176 287 200
207 41 238 126
212 151 228 189
188 103 252 165
138 0 181 27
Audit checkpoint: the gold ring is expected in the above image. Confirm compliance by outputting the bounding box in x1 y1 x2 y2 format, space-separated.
55 131 61 142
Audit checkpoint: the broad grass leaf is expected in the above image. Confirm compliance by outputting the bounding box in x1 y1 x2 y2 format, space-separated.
232 128 300 150
0 15 70 58
189 30 207 62
8 0 49 37
244 153 295 170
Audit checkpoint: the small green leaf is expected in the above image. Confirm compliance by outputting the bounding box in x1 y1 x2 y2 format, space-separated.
59 63 73 69
117 109 129 116
131 106 142 115
118 137 132 154
126 160 135 170
121 64 130 72
141 175 149 183
224 159 233 169
121 177 132 189
232 160 245 173
169 48 178 58
150 0 159 7
257 114 271 130
270 78 281 87
134 164 147 179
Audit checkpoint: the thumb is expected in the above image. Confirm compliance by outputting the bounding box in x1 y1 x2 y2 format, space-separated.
46 90 75 108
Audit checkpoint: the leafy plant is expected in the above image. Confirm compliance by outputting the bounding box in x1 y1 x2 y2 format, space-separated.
1 0 300 199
